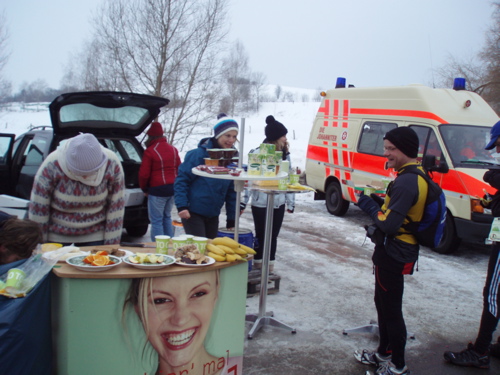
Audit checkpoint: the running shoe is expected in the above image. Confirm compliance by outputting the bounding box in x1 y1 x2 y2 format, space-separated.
354 349 391 366
443 343 490 369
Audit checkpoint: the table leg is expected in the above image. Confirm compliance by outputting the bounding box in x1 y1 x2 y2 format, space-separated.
246 192 296 339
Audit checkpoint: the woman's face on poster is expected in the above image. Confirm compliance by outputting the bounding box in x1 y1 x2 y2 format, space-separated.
146 271 218 368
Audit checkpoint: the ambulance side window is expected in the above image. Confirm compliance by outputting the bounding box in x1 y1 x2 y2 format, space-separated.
358 122 397 156
410 125 443 166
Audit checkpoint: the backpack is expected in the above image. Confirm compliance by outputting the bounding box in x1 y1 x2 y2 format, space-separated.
401 168 447 248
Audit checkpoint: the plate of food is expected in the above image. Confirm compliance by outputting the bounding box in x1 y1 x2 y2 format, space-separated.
66 254 122 272
42 244 89 262
174 244 215 266
89 247 133 258
123 253 176 269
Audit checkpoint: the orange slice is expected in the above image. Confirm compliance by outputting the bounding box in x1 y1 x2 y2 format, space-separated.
95 250 109 256
91 255 110 266
83 255 95 264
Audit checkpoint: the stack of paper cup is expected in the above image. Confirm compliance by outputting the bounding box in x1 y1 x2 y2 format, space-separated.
155 235 171 255
193 237 208 253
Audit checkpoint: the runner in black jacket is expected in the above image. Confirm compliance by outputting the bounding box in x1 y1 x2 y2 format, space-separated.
444 121 500 369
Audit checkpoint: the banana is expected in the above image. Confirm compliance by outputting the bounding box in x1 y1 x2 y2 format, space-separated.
216 244 235 254
225 254 238 262
239 244 257 255
233 247 247 256
212 236 239 249
206 243 225 256
207 252 225 262
287 183 316 191
232 253 245 261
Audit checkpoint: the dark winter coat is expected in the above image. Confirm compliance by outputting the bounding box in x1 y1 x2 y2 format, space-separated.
174 137 237 221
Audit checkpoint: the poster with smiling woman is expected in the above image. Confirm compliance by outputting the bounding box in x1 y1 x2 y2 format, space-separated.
121 265 246 375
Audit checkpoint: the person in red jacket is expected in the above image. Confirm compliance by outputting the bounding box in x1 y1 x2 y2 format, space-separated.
139 122 181 241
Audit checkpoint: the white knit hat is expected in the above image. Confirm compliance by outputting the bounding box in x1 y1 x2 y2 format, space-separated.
66 134 108 175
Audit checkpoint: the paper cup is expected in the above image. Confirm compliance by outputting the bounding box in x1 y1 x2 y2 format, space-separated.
289 174 299 184
171 236 187 250
193 237 208 253
278 177 288 191
155 235 171 255
6 268 26 290
183 235 195 244
364 186 375 196
0 280 6 290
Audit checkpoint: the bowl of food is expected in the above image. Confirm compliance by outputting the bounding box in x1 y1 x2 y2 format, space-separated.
204 158 219 166
222 148 237 159
207 149 224 159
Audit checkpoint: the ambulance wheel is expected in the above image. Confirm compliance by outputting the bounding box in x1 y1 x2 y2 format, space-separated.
325 182 349 216
431 214 461 254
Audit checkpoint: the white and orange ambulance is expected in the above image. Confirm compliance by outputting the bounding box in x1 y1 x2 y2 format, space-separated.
304 77 500 254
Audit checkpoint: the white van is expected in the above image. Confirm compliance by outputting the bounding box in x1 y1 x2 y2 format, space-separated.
304 78 499 254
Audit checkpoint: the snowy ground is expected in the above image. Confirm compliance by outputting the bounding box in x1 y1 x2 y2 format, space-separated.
4 93 500 373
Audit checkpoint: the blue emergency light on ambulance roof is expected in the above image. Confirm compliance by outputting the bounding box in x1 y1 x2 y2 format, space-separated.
335 77 346 88
453 77 466 91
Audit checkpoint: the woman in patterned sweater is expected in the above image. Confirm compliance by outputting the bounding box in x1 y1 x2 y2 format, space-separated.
29 133 125 246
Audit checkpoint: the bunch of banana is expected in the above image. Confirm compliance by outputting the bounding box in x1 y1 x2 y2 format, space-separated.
287 182 316 192
206 236 257 262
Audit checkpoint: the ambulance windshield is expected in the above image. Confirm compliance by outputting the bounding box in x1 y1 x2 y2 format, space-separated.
440 125 500 167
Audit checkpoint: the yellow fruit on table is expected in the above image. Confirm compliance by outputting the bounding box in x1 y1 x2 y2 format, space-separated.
216 244 235 254
212 237 239 249
239 244 257 255
232 253 245 261
233 247 247 256
206 244 225 256
225 254 237 262
207 252 225 262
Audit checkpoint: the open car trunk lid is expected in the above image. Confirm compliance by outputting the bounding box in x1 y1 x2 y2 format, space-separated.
49 91 169 137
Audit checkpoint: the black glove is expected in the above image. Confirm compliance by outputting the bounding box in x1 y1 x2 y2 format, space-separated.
287 208 294 214
370 193 384 208
357 194 381 219
226 219 235 229
240 202 247 211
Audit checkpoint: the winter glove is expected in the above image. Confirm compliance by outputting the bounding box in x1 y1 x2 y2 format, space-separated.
226 219 235 229
240 202 247 211
370 193 384 208
357 194 381 220
287 208 294 214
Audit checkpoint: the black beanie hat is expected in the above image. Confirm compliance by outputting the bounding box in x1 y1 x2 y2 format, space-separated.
383 127 419 158
265 115 288 142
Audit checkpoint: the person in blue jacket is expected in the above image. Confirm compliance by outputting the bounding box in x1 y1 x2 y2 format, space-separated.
174 114 238 239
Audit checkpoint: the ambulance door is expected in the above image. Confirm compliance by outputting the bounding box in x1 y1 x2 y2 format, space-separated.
350 120 398 188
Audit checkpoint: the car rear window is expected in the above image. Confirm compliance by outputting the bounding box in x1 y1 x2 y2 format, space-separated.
59 103 150 129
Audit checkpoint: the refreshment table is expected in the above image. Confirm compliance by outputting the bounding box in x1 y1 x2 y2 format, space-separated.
245 186 312 339
192 168 312 339
51 244 248 375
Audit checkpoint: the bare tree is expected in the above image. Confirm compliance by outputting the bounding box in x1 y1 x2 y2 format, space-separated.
0 11 11 100
478 1 500 112
250 71 266 111
435 2 500 113
71 0 229 148
220 40 251 115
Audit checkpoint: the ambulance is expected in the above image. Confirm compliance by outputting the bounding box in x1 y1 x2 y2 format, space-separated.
304 77 500 254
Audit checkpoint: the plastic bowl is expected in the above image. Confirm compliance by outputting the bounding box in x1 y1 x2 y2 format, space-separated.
222 149 237 159
204 158 219 166
207 149 224 159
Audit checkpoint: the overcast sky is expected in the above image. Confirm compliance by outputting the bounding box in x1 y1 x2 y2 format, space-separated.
2 0 495 92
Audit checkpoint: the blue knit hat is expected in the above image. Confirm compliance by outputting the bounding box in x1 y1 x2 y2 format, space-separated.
485 120 500 150
213 113 239 139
